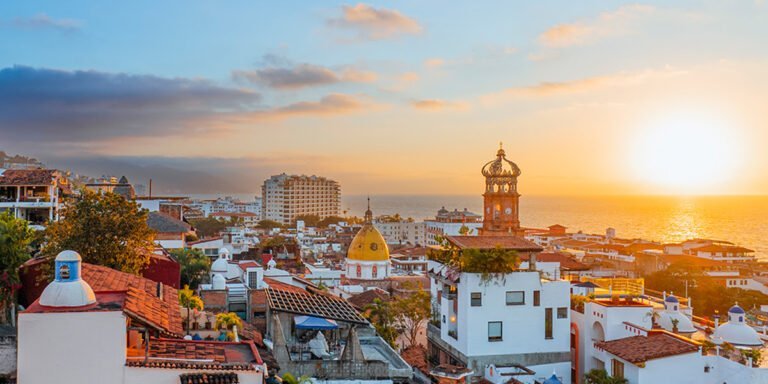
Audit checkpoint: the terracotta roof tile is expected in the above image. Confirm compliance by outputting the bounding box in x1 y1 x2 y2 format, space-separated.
82 263 183 336
124 286 179 336
400 345 428 375
262 278 307 294
445 236 542 251
134 338 262 368
595 332 699 364
347 289 390 311
521 252 589 271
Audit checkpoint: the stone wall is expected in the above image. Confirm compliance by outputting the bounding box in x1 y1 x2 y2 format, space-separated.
0 326 17 381
280 360 392 381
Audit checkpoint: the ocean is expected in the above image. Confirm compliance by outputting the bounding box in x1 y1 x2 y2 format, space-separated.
343 195 768 260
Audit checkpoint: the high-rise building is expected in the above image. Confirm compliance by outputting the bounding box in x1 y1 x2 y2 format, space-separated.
261 173 341 225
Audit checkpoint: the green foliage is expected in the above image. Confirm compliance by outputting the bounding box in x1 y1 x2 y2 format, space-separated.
293 214 320 227
171 248 210 289
0 211 34 321
179 285 204 310
644 267 768 318
364 298 401 348
43 190 153 274
742 348 763 365
584 369 628 384
215 312 243 331
184 233 199 243
571 294 589 313
317 216 346 227
257 219 283 230
391 281 431 348
281 373 311 384
431 238 520 284
189 217 229 238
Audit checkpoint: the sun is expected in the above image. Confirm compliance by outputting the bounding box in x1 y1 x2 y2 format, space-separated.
631 114 739 193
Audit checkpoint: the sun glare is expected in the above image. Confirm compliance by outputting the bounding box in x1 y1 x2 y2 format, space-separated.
631 114 739 193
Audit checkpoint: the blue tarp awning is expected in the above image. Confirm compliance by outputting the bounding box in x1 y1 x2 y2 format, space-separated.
294 315 339 330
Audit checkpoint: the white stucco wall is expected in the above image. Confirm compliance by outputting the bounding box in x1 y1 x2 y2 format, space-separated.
443 271 570 358
18 311 127 384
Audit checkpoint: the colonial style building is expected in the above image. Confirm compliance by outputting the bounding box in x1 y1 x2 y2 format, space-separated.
261 174 341 225
479 143 523 236
425 207 483 245
0 168 70 226
345 200 391 283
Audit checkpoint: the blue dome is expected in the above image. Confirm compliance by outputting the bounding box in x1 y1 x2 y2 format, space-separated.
665 295 679 303
543 374 562 384
729 305 746 314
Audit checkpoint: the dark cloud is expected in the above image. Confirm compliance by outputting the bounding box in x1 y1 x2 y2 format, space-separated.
43 155 271 195
0 66 261 143
9 13 82 32
232 59 377 90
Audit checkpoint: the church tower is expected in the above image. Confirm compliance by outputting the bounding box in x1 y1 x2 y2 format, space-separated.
479 143 523 236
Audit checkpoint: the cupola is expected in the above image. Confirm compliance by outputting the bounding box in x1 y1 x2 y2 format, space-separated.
39 250 96 307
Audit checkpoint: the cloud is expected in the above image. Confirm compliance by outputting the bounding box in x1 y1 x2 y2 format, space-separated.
411 99 468 111
538 4 656 48
481 67 687 104
232 59 377 90
9 13 82 32
327 3 422 40
254 94 374 120
0 66 261 144
423 58 445 69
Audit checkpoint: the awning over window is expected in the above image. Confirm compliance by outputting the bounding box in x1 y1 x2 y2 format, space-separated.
294 315 338 330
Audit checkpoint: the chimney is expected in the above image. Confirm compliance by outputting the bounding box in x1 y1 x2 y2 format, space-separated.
156 282 163 299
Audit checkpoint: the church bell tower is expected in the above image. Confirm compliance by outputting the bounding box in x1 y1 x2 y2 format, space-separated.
479 143 523 236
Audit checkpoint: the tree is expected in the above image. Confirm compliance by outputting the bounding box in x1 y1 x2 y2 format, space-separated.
281 373 311 384
256 219 283 230
179 285 204 310
44 190 154 274
317 216 345 227
392 282 431 348
215 312 243 341
171 248 210 289
0 211 34 323
293 214 320 227
188 217 228 238
364 298 400 348
584 369 628 384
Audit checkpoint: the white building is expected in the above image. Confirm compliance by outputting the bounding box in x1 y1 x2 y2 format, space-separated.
428 236 572 384
374 218 426 246
261 173 340 225
0 169 70 227
18 250 265 384
425 207 483 245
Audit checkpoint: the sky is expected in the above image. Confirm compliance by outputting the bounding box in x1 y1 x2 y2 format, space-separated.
2 1 768 196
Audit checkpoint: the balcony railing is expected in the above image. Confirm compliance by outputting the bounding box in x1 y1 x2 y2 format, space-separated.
20 195 51 202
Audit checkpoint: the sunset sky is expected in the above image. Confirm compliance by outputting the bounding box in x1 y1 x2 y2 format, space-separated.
2 1 768 196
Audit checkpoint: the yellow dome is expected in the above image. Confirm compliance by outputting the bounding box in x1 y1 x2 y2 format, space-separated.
347 224 390 261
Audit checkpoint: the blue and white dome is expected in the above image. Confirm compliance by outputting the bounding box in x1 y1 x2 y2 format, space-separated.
665 295 679 304
39 251 96 307
657 294 695 334
712 303 763 347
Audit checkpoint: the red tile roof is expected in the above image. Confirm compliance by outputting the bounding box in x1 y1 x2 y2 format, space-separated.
128 339 261 371
0 169 59 186
445 236 542 251
347 288 390 311
24 291 127 313
521 252 589 271
400 345 428 375
690 244 755 253
238 261 261 271
124 286 180 336
82 263 183 336
595 331 699 364
263 277 307 294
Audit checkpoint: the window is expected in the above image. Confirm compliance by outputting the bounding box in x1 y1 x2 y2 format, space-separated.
488 321 502 342
533 290 541 306
557 307 568 319
471 292 482 307
545 308 553 339
506 291 525 305
611 359 625 379
356 265 362 278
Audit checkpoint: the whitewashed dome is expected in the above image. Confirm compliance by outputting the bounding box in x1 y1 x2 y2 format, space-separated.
212 273 226 290
39 250 96 307
712 304 763 347
211 254 229 273
656 295 695 333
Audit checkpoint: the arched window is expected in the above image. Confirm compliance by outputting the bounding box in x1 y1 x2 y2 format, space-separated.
59 264 70 280
356 264 361 278
372 265 378 278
